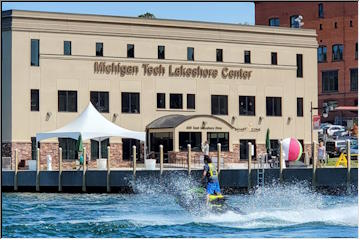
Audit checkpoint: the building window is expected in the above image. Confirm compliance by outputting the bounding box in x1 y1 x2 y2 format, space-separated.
31 137 40 160
31 89 39 111
96 42 103 56
297 97 303 117
334 22 337 29
179 132 202 151
187 94 195 109
318 46 327 63
271 52 277 65
319 24 323 30
187 47 194 61
58 91 77 112
350 68 358 91
290 15 300 28
318 3 324 18
157 93 165 109
216 49 223 62
31 39 39 66
269 17 280 26
350 20 353 27
64 41 71 55
158 45 165 59
149 132 174 155
240 139 256 160
90 139 109 160
59 138 78 160
296 54 303 77
266 97 282 116
270 139 280 156
356 43 358 59
122 139 140 161
121 92 140 113
239 96 255 116
322 70 338 93
211 95 228 115
332 44 343 61
127 44 134 58
207 132 229 151
244 50 251 64
90 91 109 113
170 93 183 109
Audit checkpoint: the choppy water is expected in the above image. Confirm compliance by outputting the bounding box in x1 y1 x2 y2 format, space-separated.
2 176 358 238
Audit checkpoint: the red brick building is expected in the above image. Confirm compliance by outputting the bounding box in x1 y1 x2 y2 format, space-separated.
255 2 358 126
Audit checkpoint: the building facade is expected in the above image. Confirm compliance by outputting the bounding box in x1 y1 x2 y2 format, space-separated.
255 1 358 125
2 10 318 169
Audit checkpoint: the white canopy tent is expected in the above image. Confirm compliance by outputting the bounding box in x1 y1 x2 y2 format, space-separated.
36 102 146 159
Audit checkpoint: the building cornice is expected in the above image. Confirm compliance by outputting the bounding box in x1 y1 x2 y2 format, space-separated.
2 10 318 48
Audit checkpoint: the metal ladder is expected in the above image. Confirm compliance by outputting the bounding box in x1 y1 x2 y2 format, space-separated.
257 154 265 187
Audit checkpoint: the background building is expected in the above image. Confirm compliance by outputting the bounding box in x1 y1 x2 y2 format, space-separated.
255 1 358 126
2 10 318 168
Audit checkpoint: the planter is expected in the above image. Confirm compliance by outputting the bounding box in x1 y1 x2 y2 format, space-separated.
28 160 36 171
145 159 156 170
97 158 107 170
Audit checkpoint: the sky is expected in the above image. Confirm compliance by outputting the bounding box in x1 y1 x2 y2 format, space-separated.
1 2 255 25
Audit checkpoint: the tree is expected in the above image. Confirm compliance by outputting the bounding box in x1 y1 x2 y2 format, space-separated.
138 12 156 19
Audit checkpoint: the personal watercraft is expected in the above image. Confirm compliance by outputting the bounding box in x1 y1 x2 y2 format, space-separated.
175 187 243 215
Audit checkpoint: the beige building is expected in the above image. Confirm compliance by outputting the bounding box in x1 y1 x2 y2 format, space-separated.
1 10 318 168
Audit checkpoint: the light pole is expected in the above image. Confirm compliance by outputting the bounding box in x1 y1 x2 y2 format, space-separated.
310 101 328 159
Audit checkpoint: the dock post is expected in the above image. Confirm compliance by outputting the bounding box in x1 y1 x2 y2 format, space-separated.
82 147 87 192
107 146 111 193
133 145 136 177
248 142 252 190
312 141 317 188
279 140 283 182
187 144 191 175
36 148 40 192
217 143 221 174
58 148 62 192
14 149 18 191
346 140 351 193
160 145 164 175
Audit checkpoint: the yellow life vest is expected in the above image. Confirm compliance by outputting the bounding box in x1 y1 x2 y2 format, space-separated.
208 163 218 177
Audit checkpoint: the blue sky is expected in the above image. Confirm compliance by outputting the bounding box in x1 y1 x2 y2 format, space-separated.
1 2 255 24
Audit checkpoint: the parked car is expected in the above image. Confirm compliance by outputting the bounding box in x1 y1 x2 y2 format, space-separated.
317 123 332 135
333 130 350 139
327 125 346 136
326 139 346 157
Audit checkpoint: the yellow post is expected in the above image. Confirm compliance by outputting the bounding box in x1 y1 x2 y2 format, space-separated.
248 142 252 190
36 148 40 192
279 140 283 182
346 140 351 192
187 144 191 175
217 143 221 174
14 149 19 191
58 148 62 192
82 147 87 192
133 145 136 177
312 141 317 187
160 145 164 175
107 146 111 193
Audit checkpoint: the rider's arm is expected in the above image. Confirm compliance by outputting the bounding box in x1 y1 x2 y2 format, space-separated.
202 170 206 180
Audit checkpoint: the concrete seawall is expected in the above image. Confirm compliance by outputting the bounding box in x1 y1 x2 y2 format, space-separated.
2 168 358 193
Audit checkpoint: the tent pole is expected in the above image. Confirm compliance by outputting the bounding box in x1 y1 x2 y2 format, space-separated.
99 138 102 159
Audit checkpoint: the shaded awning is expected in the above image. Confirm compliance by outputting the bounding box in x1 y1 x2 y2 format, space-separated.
333 106 358 111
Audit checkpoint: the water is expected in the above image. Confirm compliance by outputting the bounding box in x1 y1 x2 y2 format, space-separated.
2 178 358 238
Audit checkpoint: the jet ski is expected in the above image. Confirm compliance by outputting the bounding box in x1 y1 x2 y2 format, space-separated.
175 187 243 215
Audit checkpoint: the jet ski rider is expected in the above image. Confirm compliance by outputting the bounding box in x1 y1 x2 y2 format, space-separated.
202 155 221 203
